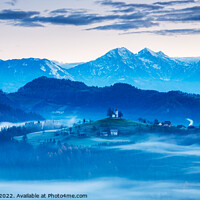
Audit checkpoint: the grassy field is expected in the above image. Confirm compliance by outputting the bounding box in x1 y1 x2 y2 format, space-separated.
14 129 131 147
14 129 66 146
14 118 140 146
14 118 189 147
93 118 145 126
75 118 151 136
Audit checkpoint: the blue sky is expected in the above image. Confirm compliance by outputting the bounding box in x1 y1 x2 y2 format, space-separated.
0 0 200 62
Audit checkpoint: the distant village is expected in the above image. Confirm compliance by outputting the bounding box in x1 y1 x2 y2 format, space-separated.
65 108 198 138
1 108 198 142
138 117 196 130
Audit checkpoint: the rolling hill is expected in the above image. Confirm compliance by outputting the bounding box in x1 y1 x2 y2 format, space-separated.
8 76 200 124
0 90 43 122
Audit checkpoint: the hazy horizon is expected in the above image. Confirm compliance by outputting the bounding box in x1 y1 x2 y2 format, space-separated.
0 0 200 62
1 47 200 63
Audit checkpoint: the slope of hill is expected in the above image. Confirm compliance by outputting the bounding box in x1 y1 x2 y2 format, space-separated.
15 118 190 148
0 90 43 122
54 62 84 69
9 77 200 124
0 58 72 92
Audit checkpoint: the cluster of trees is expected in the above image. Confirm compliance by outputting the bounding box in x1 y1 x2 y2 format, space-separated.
107 108 123 118
138 118 153 124
0 123 42 142
138 118 160 125
0 103 43 122
0 136 194 181
0 120 65 142
0 90 43 122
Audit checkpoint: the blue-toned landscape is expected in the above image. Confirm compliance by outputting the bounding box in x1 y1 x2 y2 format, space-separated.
1 0 200 199
1 125 200 199
1 49 200 199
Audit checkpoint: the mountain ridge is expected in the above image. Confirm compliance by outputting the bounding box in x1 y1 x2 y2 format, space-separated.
66 47 200 93
0 58 73 92
0 90 43 122
1 47 200 93
8 76 200 124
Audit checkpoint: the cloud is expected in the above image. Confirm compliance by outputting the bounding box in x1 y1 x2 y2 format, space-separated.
0 9 40 20
157 6 200 22
109 136 200 157
26 14 118 26
112 7 135 13
95 0 200 34
98 0 196 10
0 0 200 35
122 28 200 35
154 0 196 6
0 9 42 27
5 0 17 6
98 0 200 23
29 12 145 26
0 8 147 27
157 28 200 35
0 9 114 26
14 21 44 27
97 0 126 8
50 9 69 14
87 20 158 31
97 0 163 10
49 8 87 15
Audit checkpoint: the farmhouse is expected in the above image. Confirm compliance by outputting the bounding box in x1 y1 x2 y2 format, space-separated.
100 131 109 137
163 121 172 127
79 131 87 136
110 129 119 136
177 125 186 129
188 126 195 129
100 128 119 137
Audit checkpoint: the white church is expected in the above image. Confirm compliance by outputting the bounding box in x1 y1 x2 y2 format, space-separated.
112 109 119 118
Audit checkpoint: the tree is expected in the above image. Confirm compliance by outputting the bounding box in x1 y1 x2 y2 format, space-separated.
138 118 146 123
154 119 159 125
69 127 72 134
138 118 143 122
92 126 97 131
23 134 27 142
107 108 113 118
118 111 123 118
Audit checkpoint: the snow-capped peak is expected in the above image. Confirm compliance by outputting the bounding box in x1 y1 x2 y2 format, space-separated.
138 48 158 57
106 47 134 59
156 51 168 58
117 47 134 57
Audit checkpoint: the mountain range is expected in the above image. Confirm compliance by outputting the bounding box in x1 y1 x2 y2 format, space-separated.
0 58 72 92
8 76 200 124
67 47 200 93
1 47 200 93
54 62 84 69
